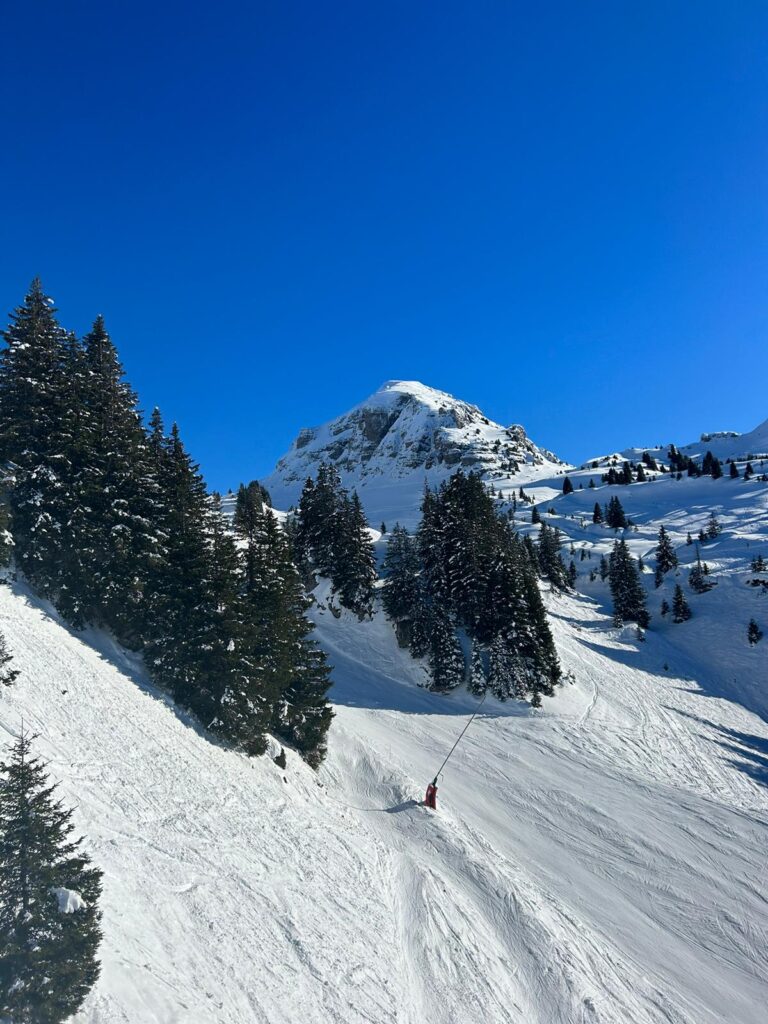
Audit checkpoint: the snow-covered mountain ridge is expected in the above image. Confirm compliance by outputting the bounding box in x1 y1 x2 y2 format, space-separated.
262 381 564 522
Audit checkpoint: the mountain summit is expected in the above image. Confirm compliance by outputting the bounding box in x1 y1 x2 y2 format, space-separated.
262 380 564 520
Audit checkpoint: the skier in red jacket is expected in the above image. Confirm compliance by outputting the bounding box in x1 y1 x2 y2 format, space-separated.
425 779 438 809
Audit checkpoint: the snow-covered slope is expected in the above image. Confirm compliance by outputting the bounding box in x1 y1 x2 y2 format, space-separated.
678 416 768 462
2 550 767 1022
262 381 564 527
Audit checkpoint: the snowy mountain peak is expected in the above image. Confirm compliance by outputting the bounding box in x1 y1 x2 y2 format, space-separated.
262 381 565 521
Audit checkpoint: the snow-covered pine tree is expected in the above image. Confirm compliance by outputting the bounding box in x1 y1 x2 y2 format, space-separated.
536 522 569 590
592 502 603 524
705 512 722 539
747 619 763 646
381 525 424 644
333 491 376 618
77 316 164 643
0 489 11 568
0 631 19 687
427 609 464 692
487 632 512 700
0 281 84 607
239 505 333 767
0 731 102 1023
608 539 649 627
468 642 487 696
654 524 678 587
672 584 691 623
605 496 628 530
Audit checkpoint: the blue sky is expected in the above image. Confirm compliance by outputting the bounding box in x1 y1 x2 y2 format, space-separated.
2 1 767 491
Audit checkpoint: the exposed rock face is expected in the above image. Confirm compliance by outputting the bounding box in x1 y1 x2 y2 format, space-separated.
262 381 564 515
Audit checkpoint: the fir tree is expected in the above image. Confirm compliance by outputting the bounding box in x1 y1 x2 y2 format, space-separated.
608 540 649 628
468 643 487 696
537 523 569 590
747 618 763 646
0 731 102 1023
671 584 691 623
427 611 464 692
531 505 541 525
654 525 678 587
729 461 739 479
242 508 333 767
0 631 19 687
0 281 81 605
660 598 670 617
705 513 722 540
333 492 377 618
562 476 574 495
744 462 754 480
598 554 609 581
568 560 578 588
592 502 603 524
605 496 628 530
382 525 424 643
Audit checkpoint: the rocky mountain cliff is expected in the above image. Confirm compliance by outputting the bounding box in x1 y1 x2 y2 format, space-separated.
262 380 564 518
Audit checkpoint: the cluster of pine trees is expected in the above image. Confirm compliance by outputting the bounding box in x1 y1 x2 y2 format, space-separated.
0 281 332 766
382 472 560 704
291 463 377 618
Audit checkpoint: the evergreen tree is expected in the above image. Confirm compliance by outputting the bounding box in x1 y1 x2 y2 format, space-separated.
608 540 649 628
747 618 763 646
686 532 693 545
599 554 609 581
241 508 333 767
0 492 11 568
468 643 487 696
0 631 19 687
537 523 569 590
705 513 722 539
0 281 81 605
427 610 464 692
77 316 164 642
654 525 678 587
381 525 424 640
568 560 578 588
233 480 267 543
333 492 377 618
744 462 754 480
605 496 628 530
671 584 691 623
531 504 541 524
750 555 766 572
660 598 670 617
0 731 102 1023
729 461 739 479
562 476 574 495
592 502 603 524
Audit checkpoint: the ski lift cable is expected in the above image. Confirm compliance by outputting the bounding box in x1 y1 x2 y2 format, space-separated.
432 688 488 783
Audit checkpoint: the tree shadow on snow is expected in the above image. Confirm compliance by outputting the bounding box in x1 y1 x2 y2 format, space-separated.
663 706 768 791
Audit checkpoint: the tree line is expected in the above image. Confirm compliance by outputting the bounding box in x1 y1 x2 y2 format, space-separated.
0 280 332 766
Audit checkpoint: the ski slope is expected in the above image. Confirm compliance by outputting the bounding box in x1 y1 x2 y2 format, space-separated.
1 544 767 1022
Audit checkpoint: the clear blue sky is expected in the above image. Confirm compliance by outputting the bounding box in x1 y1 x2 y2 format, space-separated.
2 2 767 490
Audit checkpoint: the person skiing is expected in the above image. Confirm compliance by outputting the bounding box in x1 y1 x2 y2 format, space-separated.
425 778 438 810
